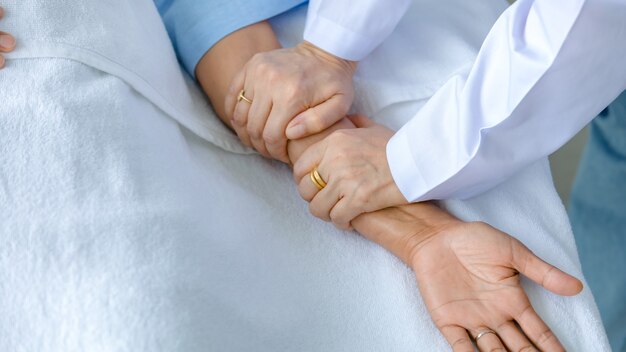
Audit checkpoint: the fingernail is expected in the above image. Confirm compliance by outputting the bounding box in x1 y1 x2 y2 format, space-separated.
286 123 307 140
0 35 15 49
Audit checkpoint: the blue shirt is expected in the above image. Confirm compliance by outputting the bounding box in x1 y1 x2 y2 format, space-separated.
155 0 306 77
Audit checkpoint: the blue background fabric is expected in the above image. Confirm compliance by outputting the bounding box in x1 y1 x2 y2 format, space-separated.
155 0 306 77
570 90 626 352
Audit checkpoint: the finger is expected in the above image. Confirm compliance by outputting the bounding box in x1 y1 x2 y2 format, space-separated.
285 94 351 139
347 114 376 128
515 304 565 352
298 172 321 202
511 240 583 296
0 55 5 69
225 69 246 123
472 328 506 352
0 7 4 19
246 96 273 158
232 98 253 148
0 32 16 52
439 325 474 352
263 105 299 164
329 195 361 230
495 321 537 352
293 139 326 182
308 168 337 222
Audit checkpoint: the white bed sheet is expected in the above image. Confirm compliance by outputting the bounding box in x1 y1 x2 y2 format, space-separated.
0 0 609 351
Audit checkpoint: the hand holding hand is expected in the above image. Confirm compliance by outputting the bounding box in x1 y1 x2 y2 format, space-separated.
224 41 356 163
0 7 16 68
293 115 407 229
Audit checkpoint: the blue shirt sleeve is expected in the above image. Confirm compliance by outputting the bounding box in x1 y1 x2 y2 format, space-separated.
155 0 306 77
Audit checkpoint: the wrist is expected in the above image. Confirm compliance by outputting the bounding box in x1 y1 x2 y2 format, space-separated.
196 21 281 121
352 203 461 266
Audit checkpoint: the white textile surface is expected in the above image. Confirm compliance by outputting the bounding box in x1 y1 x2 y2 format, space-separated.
0 0 609 351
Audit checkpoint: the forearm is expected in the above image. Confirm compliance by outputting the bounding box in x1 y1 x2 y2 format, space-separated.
388 0 626 203
196 22 447 267
286 126 454 266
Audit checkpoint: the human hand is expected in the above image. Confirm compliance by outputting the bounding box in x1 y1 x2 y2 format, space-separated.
224 41 357 163
293 115 407 229
0 7 16 68
366 205 582 352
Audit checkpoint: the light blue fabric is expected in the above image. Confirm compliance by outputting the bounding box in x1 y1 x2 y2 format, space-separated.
155 0 306 77
570 90 626 352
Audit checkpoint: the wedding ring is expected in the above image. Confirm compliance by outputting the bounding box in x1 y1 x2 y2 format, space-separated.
474 329 497 341
237 90 252 104
310 167 327 190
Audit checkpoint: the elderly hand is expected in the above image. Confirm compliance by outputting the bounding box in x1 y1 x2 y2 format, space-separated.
358 204 582 352
293 115 406 229
0 7 16 68
224 41 357 163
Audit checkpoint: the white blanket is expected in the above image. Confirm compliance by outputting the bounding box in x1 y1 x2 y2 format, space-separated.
0 0 609 351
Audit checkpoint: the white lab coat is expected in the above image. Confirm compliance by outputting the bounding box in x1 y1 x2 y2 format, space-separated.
304 0 626 201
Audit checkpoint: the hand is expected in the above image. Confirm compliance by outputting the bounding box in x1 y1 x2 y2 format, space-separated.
293 115 407 229
224 41 357 163
369 205 582 352
0 6 16 68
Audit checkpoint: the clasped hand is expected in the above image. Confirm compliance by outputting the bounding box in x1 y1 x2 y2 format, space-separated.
224 38 584 352
224 41 356 163
293 115 407 229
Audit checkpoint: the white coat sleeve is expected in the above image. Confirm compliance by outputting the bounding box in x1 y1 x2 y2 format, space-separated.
386 0 626 202
303 0 411 61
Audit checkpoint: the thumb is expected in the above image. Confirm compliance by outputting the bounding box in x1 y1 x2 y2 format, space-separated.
512 240 583 296
286 95 350 139
347 114 376 128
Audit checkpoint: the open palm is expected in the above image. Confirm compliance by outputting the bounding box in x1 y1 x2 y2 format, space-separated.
412 222 583 351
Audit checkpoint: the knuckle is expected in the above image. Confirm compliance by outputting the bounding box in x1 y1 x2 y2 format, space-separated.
536 329 557 346
262 130 283 146
283 83 301 100
255 61 271 75
247 124 263 139
450 337 472 350
335 168 352 184
354 187 371 211
515 304 533 321
232 109 246 125
308 203 324 220
329 209 343 225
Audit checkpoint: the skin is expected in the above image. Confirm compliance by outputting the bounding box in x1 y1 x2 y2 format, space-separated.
288 94 404 229
216 27 402 229
197 20 583 352
294 114 407 230
0 7 17 68
0 7 586 351
223 40 357 164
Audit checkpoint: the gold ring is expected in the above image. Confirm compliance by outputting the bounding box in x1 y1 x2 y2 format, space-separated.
237 90 252 104
474 329 497 341
310 167 327 190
